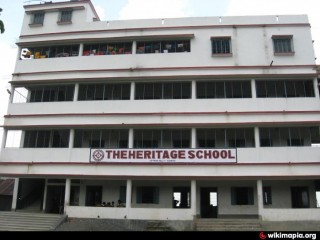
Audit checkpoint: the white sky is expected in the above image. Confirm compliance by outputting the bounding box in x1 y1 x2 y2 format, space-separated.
0 0 319 146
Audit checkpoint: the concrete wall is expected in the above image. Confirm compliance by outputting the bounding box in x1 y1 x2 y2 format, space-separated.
263 180 317 208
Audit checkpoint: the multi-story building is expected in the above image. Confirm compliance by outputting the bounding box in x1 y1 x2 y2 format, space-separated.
0 0 319 221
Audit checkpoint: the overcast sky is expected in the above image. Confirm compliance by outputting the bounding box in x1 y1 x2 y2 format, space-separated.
0 0 320 145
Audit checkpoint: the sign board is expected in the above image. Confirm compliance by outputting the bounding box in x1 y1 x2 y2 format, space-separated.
90 149 237 163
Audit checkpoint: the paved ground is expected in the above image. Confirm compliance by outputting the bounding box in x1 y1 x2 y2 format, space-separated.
56 218 320 231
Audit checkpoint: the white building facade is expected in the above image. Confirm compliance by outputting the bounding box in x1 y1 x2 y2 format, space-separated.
0 0 320 221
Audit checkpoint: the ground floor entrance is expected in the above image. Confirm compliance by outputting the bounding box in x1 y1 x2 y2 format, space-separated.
9 178 320 221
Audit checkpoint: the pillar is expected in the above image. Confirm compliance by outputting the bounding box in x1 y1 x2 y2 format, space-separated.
1 129 7 149
73 83 79 102
64 178 71 213
191 128 196 148
132 41 137 54
11 178 19 211
191 180 197 219
128 128 134 148
313 78 319 98
191 80 196 99
251 79 256 98
69 129 75 149
126 179 132 210
130 82 135 100
257 179 263 220
42 179 48 212
78 43 84 56
254 126 260 148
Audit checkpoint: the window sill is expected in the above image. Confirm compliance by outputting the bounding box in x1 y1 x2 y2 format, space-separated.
274 52 295 56
57 21 72 25
212 53 233 57
29 23 43 27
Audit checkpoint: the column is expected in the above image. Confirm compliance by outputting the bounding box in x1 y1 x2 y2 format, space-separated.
313 78 319 98
11 178 19 211
191 180 197 219
130 82 135 101
69 129 75 149
257 179 263 220
254 126 260 148
191 128 196 148
42 179 48 212
191 80 196 99
251 79 256 98
73 83 79 102
126 179 132 211
128 128 134 148
78 43 84 56
132 41 137 55
1 129 7 149
9 85 14 104
64 178 71 213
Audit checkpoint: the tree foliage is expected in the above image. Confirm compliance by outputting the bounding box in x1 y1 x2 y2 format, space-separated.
0 8 4 34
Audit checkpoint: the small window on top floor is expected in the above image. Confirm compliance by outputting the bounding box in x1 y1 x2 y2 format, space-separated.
272 35 294 55
58 10 72 24
30 12 45 25
211 37 232 55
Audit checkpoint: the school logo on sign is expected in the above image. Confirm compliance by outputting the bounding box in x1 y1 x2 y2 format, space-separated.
92 150 105 162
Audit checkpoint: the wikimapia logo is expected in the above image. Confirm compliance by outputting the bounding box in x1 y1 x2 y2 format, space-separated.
259 231 317 240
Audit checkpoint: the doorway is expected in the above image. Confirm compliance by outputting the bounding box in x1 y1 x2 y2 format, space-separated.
291 187 310 208
45 185 65 214
200 187 218 218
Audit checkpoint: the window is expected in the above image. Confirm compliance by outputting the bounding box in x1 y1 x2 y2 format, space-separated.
256 80 315 98
83 42 133 55
70 186 80 206
263 187 272 205
211 37 232 55
197 81 251 99
272 35 294 54
59 10 72 23
136 187 159 204
28 85 74 102
20 45 80 59
74 129 128 148
23 130 70 148
135 82 191 100
231 187 254 205
31 12 45 25
119 186 126 204
259 127 320 147
134 129 191 148
173 187 190 208
78 83 130 101
136 40 190 54
85 186 102 206
197 128 255 148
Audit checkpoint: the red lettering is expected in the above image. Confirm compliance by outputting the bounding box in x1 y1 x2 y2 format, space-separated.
163 150 169 159
105 150 112 159
178 150 185 159
212 150 219 159
188 150 195 159
221 150 227 159
170 150 177 159
144 150 151 159
203 150 212 159
120 150 127 159
128 151 136 159
136 151 143 159
196 150 203 159
228 150 235 159
113 150 120 159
